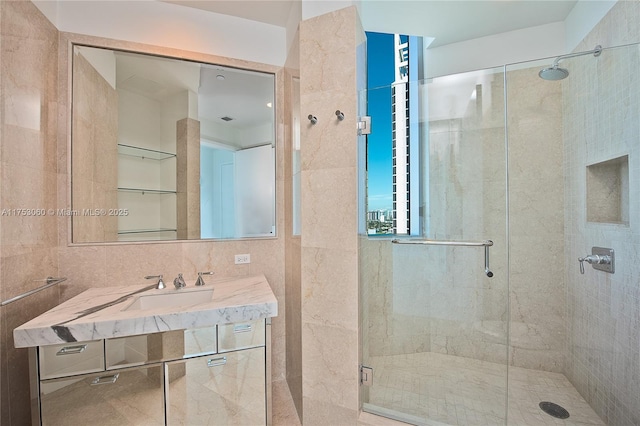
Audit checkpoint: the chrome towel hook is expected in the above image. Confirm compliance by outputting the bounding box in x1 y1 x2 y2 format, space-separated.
308 114 318 125
335 110 345 121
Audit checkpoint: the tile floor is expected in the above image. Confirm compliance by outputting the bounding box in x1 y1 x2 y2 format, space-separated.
363 352 605 426
273 379 302 425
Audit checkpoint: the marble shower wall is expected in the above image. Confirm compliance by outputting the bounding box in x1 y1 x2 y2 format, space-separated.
506 66 565 372
426 72 508 363
0 1 61 424
363 60 567 376
299 6 364 424
563 2 640 424
363 71 509 365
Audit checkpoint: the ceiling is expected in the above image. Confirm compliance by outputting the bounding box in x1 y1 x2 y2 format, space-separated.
79 46 274 148
163 0 295 27
161 0 579 47
112 0 579 139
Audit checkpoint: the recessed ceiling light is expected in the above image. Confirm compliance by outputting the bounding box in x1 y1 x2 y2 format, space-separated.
216 74 225 80
266 102 272 108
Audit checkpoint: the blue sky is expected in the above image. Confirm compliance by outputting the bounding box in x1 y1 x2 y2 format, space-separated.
366 31 394 211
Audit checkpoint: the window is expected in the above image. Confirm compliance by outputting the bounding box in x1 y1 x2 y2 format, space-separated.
365 32 423 236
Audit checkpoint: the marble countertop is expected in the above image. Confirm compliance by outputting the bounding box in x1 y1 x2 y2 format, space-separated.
13 274 278 348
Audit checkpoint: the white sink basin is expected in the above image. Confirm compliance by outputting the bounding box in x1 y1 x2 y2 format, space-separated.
124 288 214 311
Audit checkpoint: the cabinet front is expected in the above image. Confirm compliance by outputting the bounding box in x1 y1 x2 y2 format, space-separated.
166 347 266 425
40 364 164 426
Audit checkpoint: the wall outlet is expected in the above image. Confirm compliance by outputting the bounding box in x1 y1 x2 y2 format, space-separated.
234 254 251 264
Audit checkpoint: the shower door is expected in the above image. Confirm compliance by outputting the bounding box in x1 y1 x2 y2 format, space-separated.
360 66 509 425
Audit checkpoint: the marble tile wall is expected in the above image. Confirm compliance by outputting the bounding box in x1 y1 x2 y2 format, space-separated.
72 52 119 242
506 66 566 372
283 26 303 420
0 1 61 424
299 6 363 424
586 155 629 224
176 117 201 240
425 77 509 364
563 2 640 424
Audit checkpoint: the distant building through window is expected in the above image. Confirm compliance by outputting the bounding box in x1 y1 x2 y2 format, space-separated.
366 32 423 236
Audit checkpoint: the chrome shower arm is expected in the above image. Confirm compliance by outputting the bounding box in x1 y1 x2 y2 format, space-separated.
552 45 602 67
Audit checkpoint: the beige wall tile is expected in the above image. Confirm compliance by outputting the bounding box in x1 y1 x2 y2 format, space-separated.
564 2 640 423
283 62 300 385
299 6 362 423
299 7 357 95
301 246 358 330
300 167 357 251
58 245 108 300
303 397 358 426
302 322 359 412
0 3 60 422
299 89 359 171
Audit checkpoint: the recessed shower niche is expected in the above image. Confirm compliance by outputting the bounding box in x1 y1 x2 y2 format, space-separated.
586 155 629 225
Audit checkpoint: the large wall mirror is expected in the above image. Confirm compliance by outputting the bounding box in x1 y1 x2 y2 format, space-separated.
71 45 276 243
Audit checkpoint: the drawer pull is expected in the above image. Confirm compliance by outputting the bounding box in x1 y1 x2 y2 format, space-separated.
207 357 227 367
56 344 88 356
233 324 252 333
90 373 119 386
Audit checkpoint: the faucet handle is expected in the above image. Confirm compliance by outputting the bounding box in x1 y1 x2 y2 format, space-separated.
173 273 186 289
195 271 214 286
578 248 614 274
145 274 166 289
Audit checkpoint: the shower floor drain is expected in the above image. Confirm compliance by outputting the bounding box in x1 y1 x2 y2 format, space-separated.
539 401 570 419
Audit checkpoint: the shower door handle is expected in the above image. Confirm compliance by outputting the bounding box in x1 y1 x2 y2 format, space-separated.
484 245 494 278
391 239 494 278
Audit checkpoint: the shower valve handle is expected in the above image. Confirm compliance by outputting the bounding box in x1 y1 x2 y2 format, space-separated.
578 254 612 274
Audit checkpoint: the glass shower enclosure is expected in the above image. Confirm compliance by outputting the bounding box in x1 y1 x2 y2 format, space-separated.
360 65 509 424
360 42 639 425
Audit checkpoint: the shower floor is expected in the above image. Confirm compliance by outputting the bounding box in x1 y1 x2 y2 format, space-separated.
364 352 605 426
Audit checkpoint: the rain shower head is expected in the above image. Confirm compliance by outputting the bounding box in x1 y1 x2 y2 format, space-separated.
539 66 570 81
539 45 602 81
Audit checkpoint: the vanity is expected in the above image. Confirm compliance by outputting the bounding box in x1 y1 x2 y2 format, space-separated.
13 274 278 426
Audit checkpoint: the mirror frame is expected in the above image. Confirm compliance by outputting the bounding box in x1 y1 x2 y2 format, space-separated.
61 33 283 246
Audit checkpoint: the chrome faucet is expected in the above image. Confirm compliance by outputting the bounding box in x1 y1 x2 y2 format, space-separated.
578 247 615 274
173 273 186 289
145 275 166 289
195 271 214 286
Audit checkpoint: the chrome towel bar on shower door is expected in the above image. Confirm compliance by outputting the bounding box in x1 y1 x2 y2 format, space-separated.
391 239 494 278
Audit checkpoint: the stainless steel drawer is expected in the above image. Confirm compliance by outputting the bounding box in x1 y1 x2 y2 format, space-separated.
165 347 266 425
40 364 165 425
218 319 265 352
106 327 217 369
39 341 105 380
